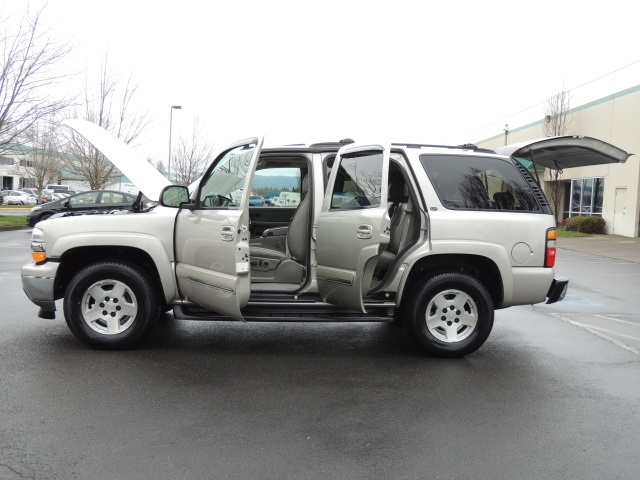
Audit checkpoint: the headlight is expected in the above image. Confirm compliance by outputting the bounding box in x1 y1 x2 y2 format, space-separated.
31 227 46 262
30 205 42 212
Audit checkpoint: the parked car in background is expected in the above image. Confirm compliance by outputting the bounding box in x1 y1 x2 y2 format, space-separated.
27 189 137 227
45 184 73 192
4 190 37 205
50 192 70 202
249 195 265 206
20 188 42 204
0 192 4 205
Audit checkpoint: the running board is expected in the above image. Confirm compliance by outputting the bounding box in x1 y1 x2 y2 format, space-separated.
173 304 395 322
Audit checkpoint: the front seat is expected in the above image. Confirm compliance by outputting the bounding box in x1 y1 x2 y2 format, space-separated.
249 176 310 284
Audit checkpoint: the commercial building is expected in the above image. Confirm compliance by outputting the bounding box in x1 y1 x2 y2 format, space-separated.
477 79 640 238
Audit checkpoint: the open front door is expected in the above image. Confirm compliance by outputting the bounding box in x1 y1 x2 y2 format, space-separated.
175 136 264 320
316 143 390 313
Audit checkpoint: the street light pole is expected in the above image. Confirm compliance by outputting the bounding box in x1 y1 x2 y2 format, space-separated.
168 105 182 180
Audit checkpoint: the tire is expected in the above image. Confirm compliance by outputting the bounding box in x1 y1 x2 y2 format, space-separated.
63 261 160 349
404 273 494 358
38 212 53 223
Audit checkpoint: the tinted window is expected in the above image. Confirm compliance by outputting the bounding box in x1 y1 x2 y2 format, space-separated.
69 192 99 205
330 152 383 210
420 154 541 212
101 192 132 204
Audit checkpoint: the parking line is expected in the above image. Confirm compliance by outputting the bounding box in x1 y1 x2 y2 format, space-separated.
550 313 640 356
571 322 640 342
594 314 640 327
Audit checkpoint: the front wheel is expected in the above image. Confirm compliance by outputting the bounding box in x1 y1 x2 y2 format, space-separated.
63 261 160 349
404 273 494 358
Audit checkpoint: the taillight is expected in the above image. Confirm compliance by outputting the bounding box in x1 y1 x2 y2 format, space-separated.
545 228 557 267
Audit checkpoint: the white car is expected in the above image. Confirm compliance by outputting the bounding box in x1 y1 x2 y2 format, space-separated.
4 190 37 205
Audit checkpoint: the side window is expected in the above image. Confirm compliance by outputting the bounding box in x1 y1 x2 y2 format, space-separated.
101 192 127 204
330 152 383 210
421 154 541 212
69 192 99 205
252 166 304 207
199 144 255 208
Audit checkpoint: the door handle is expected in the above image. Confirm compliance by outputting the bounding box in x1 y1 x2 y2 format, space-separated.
221 225 235 241
356 224 373 239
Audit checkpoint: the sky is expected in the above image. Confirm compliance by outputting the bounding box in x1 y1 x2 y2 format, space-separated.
4 0 640 162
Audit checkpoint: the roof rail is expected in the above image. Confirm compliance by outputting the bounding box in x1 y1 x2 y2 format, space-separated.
391 142 496 154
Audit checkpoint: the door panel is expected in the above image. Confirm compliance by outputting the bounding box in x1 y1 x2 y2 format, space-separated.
175 137 264 320
316 144 390 312
248 207 297 237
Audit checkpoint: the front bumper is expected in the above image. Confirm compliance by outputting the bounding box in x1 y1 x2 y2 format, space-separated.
21 260 60 318
545 276 568 304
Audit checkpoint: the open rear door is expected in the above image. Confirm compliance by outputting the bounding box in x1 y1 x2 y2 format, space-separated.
175 137 264 321
315 143 390 313
497 136 632 170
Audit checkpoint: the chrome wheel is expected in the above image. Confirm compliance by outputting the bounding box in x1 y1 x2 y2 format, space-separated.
405 273 493 357
80 279 138 335
425 289 478 343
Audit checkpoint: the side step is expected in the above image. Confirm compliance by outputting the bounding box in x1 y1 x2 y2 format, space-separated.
173 304 395 322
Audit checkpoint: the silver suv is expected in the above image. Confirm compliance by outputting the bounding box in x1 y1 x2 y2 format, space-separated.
21 120 630 357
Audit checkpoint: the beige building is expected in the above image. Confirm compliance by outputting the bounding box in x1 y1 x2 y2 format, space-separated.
477 84 640 238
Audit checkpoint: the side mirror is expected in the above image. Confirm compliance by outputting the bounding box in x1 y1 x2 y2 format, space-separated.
160 185 190 208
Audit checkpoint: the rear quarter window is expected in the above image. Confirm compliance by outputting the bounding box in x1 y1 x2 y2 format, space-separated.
420 154 541 212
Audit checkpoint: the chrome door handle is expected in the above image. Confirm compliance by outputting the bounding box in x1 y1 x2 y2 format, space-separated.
221 225 235 241
356 224 373 239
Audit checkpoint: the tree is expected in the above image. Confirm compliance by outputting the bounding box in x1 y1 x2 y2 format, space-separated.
18 118 62 199
170 118 214 186
63 53 150 190
543 89 571 223
0 6 71 154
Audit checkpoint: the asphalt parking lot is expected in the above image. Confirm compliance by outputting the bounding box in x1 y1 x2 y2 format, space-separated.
1 229 639 479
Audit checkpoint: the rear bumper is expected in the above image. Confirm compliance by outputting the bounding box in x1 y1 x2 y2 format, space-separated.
545 276 568 304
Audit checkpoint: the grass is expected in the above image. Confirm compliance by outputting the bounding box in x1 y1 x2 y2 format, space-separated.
0 215 28 228
557 229 590 238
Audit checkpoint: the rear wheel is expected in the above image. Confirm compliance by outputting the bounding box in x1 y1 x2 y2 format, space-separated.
63 261 160 349
404 273 494 358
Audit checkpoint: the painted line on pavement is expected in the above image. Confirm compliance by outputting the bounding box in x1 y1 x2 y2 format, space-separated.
571 322 640 342
550 312 640 356
594 314 640 327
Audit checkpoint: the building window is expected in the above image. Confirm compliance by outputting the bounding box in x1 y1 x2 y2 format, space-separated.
569 177 604 216
0 156 14 166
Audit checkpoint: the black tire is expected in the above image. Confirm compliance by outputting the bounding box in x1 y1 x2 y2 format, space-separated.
404 273 494 358
63 261 160 349
38 212 53 223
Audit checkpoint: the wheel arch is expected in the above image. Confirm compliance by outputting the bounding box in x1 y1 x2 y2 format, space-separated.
54 245 175 306
399 254 504 309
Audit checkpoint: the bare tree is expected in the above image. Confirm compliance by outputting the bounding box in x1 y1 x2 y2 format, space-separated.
17 118 62 199
63 53 150 190
543 89 571 223
171 118 214 186
0 6 72 154
544 89 571 137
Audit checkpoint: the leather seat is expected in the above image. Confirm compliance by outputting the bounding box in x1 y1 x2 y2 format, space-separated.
250 176 310 283
375 171 414 272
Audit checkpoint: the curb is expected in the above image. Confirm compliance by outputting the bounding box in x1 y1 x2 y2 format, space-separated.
0 226 30 232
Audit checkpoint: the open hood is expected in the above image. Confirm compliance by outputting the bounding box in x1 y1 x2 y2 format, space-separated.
62 119 172 202
496 136 632 170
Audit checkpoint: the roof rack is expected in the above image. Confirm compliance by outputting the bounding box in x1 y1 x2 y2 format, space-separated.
391 142 496 154
308 138 355 149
